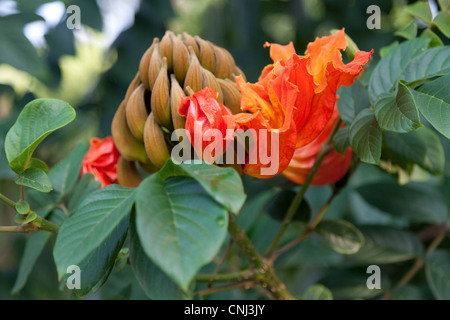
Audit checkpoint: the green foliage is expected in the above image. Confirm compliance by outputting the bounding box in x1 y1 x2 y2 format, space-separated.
316 219 365 255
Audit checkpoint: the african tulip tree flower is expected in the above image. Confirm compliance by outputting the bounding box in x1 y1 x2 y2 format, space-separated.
225 29 372 178
282 104 353 186
178 87 233 163
81 136 120 188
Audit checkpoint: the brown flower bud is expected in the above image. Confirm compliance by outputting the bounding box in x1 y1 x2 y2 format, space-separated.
201 66 223 103
184 47 203 94
117 157 143 188
139 37 158 90
125 72 141 102
151 57 172 130
217 78 241 114
183 32 200 57
170 74 186 133
125 84 148 141
173 35 190 83
213 46 235 79
148 42 162 91
111 100 149 164
160 30 174 72
195 36 216 74
143 113 170 168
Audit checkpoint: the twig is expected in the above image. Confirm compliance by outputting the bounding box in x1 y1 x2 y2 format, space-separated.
208 239 234 288
196 281 256 297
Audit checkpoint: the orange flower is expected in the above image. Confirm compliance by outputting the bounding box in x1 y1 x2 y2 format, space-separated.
227 29 372 178
179 87 233 163
81 136 120 188
282 105 353 186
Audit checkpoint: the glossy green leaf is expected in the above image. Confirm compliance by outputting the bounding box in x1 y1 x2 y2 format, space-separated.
411 76 450 139
405 1 433 24
394 21 417 40
434 11 450 38
420 29 444 48
300 284 333 300
333 127 350 155
373 82 421 133
27 158 49 172
316 219 364 255
379 41 399 59
349 226 424 264
135 175 228 291
403 46 450 84
4 99 76 174
337 79 369 125
67 173 101 216
129 213 191 300
23 211 37 224
48 142 89 200
54 185 135 296
385 127 445 176
349 109 382 164
426 250 450 300
158 158 246 214
15 201 30 215
356 182 448 224
11 231 53 294
369 38 430 104
15 168 52 193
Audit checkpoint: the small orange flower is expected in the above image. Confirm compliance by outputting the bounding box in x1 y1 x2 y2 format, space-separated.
81 136 120 188
178 87 233 163
282 105 353 186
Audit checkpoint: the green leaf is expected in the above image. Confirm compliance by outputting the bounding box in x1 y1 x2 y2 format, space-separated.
369 37 430 104
266 189 310 223
379 41 399 59
300 284 333 300
158 158 246 214
373 82 421 133
53 185 135 296
405 1 433 24
349 109 382 164
129 213 192 300
394 21 417 40
15 201 30 215
356 182 448 224
425 250 450 300
11 231 53 294
434 11 450 38
385 127 445 176
48 142 89 200
438 0 450 11
27 158 49 171
337 79 369 125
348 226 424 264
316 219 364 255
333 127 350 155
5 99 76 174
420 29 444 48
67 173 101 216
135 175 228 291
23 211 37 224
411 75 450 139
403 46 450 84
391 285 429 300
15 168 52 193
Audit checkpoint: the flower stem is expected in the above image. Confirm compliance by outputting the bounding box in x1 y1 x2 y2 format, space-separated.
227 212 294 300
196 270 254 283
0 192 17 209
265 119 342 257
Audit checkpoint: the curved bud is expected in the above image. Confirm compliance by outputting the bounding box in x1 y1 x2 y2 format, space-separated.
143 113 170 168
111 100 149 164
195 36 216 74
233 65 247 82
148 42 162 91
183 32 200 57
151 57 172 129
170 74 186 133
125 84 148 141
117 157 143 188
184 47 203 94
201 66 223 103
217 78 241 114
125 72 141 103
160 30 174 72
213 45 235 79
139 37 158 90
173 35 190 83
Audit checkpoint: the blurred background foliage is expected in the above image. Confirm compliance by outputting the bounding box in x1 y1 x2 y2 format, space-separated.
0 0 449 299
